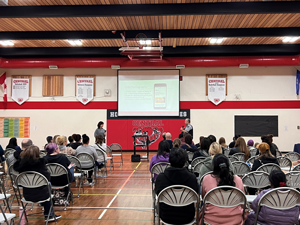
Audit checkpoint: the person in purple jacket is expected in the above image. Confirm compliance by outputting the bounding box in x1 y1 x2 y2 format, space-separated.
149 140 170 181
246 170 300 225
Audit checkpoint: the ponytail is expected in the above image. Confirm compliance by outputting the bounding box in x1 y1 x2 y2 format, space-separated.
212 154 236 187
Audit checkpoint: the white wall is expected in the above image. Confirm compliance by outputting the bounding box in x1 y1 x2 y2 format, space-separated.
0 66 299 150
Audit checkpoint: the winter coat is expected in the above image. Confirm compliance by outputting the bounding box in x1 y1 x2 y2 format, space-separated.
251 156 279 171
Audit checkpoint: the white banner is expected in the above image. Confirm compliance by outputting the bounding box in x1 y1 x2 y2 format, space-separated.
207 78 226 105
12 79 29 105
76 78 94 105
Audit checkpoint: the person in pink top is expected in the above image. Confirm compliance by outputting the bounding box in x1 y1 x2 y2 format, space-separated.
200 154 245 225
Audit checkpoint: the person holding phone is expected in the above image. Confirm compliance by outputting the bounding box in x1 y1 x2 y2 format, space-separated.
179 118 193 138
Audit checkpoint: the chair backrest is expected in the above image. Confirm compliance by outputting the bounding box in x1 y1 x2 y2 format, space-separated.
246 156 257 165
96 149 106 159
6 155 17 168
192 161 205 174
228 156 239 163
250 148 257 157
201 150 209 157
186 151 194 162
254 187 300 224
232 153 245 161
292 164 300 172
201 186 246 225
284 152 300 162
242 171 270 189
151 162 170 181
257 163 282 174
277 156 292 170
285 172 300 188
276 149 282 157
199 171 213 189
231 161 251 176
4 149 15 159
76 152 94 162
15 171 49 188
46 163 69 177
223 147 230 157
40 152 46 158
106 146 113 157
191 157 206 169
66 155 82 170
8 164 19 182
109 143 122 151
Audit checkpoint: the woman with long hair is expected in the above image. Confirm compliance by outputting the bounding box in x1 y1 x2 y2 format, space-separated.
172 138 181 148
200 154 245 225
229 137 250 161
56 136 76 155
251 142 279 171
6 137 21 151
93 135 107 167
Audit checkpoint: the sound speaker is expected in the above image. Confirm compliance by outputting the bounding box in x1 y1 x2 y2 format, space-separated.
131 154 141 162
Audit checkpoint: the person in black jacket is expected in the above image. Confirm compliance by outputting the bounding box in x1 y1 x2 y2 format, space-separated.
13 145 61 222
261 134 278 156
193 137 210 160
252 142 279 171
155 148 198 224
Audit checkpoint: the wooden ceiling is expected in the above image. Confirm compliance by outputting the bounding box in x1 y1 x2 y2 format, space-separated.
0 1 299 57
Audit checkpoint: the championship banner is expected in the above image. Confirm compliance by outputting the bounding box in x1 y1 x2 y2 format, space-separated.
76 78 94 105
207 78 226 105
11 78 29 105
107 109 190 150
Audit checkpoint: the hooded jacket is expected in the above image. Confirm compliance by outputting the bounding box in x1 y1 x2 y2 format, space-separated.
251 156 279 171
155 167 198 224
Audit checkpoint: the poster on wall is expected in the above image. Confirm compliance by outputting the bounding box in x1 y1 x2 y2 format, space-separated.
207 78 226 105
76 78 94 105
11 78 29 105
0 117 30 138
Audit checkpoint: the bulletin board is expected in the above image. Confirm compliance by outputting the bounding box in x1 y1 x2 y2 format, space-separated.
0 117 30 138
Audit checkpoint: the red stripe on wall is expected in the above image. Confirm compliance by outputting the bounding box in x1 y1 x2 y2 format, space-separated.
0 100 299 110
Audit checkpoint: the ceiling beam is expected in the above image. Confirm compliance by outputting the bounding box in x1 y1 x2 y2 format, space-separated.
0 2 299 18
0 28 300 40
0 45 300 58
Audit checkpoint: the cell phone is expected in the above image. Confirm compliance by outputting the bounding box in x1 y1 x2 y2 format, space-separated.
154 83 167 109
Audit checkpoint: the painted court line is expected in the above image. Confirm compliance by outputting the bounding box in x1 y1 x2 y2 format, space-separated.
98 162 142 220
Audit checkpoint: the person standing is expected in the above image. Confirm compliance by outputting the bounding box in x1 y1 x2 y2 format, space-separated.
179 118 193 138
94 121 107 142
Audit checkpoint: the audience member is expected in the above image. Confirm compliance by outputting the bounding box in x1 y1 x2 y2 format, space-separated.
53 135 59 144
201 154 245 225
247 139 255 150
155 148 198 224
56 136 76 155
261 134 277 156
76 134 98 185
245 170 299 225
198 142 234 183
13 145 61 221
12 139 33 161
66 136 74 147
44 136 53 149
195 136 204 148
6 137 21 151
254 142 260 149
149 140 170 180
162 132 166 140
229 137 250 161
193 137 211 160
44 143 74 185
218 137 227 148
251 143 279 171
181 134 197 151
208 135 216 145
94 121 106 140
229 135 241 148
172 138 181 148
70 134 82 150
93 135 107 168
165 132 173 149
0 144 4 162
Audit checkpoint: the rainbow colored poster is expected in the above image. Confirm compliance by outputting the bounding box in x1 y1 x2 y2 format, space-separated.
0 117 30 138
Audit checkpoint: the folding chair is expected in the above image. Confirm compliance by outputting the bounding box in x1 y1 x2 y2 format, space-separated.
66 155 84 197
223 147 230 157
285 171 300 189
198 171 213 197
109 143 123 166
284 152 300 162
250 148 258 157
186 151 194 163
201 186 247 225
106 146 114 172
0 180 15 225
246 156 257 165
292 164 300 172
233 153 245 162
253 187 300 225
231 161 251 177
242 171 270 203
7 165 20 205
192 161 205 174
257 163 281 174
76 153 96 184
46 163 72 210
15 171 56 225
4 150 15 161
191 157 206 171
95 149 108 177
40 152 46 158
277 156 292 171
156 185 199 225
228 156 239 163
275 149 282 157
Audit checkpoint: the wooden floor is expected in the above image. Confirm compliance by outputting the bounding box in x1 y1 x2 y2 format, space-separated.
9 152 155 225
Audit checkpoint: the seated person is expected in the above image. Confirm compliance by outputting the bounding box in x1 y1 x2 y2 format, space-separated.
181 134 197 152
155 148 198 225
165 132 173 149
245 170 299 225
201 154 245 225
149 140 170 180
6 137 22 151
195 136 204 149
252 143 279 171
193 137 210 160
219 137 228 148
93 135 107 168
0 144 4 162
56 136 76 155
172 138 181 148
44 143 74 185
13 145 61 222
66 135 73 147
208 135 216 144
70 134 82 150
229 137 250 161
76 134 98 185
44 136 52 149
198 142 234 184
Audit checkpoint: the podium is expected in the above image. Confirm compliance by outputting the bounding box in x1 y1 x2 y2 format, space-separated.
132 135 150 162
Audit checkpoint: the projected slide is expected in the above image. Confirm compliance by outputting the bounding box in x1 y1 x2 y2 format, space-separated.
118 70 179 116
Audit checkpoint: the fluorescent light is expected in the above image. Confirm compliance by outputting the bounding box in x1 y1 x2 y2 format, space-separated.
210 38 217 44
216 38 224 43
0 40 14 46
283 36 299 43
146 40 152 45
139 40 152 45
68 39 82 46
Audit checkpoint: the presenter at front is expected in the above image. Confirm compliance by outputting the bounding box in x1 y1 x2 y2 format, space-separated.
94 121 107 142
180 118 193 137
